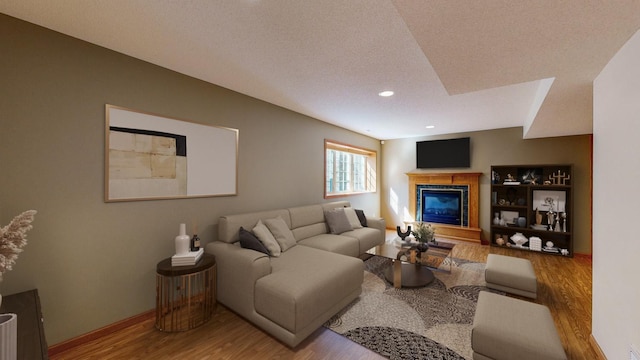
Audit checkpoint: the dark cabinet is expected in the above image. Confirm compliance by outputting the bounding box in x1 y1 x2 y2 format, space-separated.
0 289 48 359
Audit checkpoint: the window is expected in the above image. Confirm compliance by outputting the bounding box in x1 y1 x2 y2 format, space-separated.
325 140 377 198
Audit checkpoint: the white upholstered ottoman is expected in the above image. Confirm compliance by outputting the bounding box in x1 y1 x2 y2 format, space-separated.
472 291 566 360
485 254 537 299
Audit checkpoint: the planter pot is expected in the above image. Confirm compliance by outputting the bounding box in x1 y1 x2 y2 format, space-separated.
0 313 17 360
416 243 429 252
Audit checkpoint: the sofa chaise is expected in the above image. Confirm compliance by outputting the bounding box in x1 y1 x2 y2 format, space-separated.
205 200 385 347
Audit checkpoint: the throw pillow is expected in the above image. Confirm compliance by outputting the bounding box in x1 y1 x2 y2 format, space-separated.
253 219 281 257
325 208 352 234
343 207 363 229
264 215 297 252
355 209 368 227
238 227 269 255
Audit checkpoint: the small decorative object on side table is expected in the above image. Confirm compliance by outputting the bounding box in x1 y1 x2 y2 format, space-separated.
155 253 216 332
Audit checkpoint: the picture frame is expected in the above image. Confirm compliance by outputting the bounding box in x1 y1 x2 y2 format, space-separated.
532 190 566 212
517 167 543 184
105 104 238 202
500 210 519 225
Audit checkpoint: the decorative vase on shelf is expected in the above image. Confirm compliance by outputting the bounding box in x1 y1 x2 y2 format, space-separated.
510 232 528 247
175 223 190 255
517 216 527 228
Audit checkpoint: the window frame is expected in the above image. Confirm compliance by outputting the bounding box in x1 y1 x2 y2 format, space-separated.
324 139 377 198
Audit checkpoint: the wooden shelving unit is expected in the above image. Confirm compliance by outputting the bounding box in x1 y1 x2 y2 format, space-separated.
490 164 573 257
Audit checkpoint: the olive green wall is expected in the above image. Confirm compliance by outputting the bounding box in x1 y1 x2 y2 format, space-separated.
0 14 381 344
380 127 592 255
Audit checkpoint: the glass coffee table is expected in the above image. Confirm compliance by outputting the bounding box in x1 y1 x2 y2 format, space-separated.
367 239 456 288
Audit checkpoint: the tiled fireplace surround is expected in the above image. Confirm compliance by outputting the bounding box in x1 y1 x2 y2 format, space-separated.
408 172 482 243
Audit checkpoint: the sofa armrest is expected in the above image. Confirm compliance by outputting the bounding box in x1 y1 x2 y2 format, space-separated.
366 216 386 244
205 241 271 316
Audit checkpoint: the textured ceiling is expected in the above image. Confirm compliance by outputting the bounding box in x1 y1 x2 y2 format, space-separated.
2 0 639 140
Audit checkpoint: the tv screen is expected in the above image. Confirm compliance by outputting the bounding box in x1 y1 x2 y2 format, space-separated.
416 137 470 169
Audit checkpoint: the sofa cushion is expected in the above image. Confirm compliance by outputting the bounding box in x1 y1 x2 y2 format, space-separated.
343 207 363 229
297 233 360 257
341 227 382 254
265 215 297 252
238 227 270 255
253 220 281 257
254 246 363 333
288 204 328 241
325 208 352 234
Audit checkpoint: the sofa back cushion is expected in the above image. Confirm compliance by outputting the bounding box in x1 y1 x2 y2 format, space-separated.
288 204 327 241
218 209 291 243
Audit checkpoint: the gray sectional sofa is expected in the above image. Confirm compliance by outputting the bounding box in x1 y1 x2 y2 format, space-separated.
205 201 385 347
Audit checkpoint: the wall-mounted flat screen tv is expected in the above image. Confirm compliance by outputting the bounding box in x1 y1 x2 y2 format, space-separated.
416 137 470 168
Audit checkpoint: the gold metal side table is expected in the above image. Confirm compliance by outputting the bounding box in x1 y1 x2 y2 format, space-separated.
155 253 216 332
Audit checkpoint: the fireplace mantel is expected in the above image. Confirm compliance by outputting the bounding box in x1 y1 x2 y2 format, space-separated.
407 172 482 243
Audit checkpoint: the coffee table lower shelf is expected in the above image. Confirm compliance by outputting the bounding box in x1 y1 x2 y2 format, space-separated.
383 261 435 288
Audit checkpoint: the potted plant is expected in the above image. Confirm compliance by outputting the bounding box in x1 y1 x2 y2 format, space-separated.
412 222 435 252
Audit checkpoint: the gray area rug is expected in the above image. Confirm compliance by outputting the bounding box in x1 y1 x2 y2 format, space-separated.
324 255 499 360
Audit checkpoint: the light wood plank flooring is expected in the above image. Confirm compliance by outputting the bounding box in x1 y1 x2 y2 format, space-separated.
50 241 599 360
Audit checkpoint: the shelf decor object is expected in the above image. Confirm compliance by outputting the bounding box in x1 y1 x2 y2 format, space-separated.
489 164 573 257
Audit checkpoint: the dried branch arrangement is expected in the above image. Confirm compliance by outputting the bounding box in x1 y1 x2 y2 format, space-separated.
0 210 37 281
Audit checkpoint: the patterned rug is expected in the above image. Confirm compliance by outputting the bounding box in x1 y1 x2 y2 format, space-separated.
324 255 499 360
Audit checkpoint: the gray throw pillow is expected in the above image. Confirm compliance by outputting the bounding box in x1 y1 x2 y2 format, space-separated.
325 208 353 234
343 207 363 229
265 215 297 252
238 227 269 255
253 219 281 257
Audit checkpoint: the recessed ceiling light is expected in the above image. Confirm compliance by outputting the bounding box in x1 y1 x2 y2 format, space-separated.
378 90 394 97
425 125 435 129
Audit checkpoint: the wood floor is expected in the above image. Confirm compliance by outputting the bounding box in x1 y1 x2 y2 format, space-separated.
50 241 599 360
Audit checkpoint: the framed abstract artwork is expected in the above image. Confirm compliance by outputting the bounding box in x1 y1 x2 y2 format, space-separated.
105 104 238 202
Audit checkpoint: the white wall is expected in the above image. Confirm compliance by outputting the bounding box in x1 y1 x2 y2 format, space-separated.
593 29 640 359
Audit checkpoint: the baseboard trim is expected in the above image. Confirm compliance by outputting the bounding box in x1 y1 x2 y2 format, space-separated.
48 309 155 357
575 252 593 260
589 334 607 359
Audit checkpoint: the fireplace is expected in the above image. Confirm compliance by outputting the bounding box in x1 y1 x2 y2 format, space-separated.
408 172 481 243
419 188 464 226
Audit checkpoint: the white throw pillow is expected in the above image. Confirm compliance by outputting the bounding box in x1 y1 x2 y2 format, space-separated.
325 208 353 234
253 219 281 257
265 215 297 252
343 207 363 229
